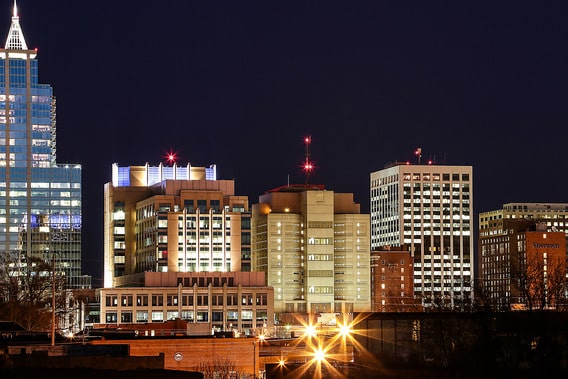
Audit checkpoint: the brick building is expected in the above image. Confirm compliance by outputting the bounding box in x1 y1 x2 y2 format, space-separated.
371 247 421 312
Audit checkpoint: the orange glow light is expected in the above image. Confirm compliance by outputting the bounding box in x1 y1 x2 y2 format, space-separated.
304 324 317 338
314 347 326 361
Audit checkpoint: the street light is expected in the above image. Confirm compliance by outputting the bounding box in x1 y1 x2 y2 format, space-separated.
304 324 317 338
338 323 351 338
253 340 256 379
252 334 266 379
311 343 328 379
313 347 326 362
278 353 286 367
51 253 56 346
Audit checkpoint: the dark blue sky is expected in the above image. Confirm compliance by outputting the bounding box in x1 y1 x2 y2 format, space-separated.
6 1 568 286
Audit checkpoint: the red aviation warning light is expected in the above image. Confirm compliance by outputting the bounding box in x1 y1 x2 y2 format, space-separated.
415 147 422 164
164 149 178 166
303 161 314 171
302 135 316 184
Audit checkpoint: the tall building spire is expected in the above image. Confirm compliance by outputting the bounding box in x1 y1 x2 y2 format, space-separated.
4 0 28 50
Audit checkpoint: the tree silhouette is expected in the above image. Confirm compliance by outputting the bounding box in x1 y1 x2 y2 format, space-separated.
511 250 567 310
198 356 249 379
0 255 64 331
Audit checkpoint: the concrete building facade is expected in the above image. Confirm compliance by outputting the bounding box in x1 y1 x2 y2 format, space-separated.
479 202 568 236
97 271 274 336
251 184 371 317
103 163 251 288
370 163 474 309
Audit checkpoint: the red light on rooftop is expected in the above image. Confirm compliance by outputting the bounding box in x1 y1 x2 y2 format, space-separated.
163 149 178 166
301 135 315 184
303 162 314 172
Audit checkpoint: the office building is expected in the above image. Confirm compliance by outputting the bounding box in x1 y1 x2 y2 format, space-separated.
98 271 274 336
478 219 566 310
370 162 473 308
0 3 88 288
251 184 371 316
479 203 568 310
104 163 251 288
479 202 568 236
370 246 421 312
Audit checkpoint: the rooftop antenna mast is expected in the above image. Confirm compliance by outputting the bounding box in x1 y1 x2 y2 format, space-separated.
302 135 314 184
415 147 422 164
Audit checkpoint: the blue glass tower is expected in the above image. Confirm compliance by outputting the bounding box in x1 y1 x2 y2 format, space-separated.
0 2 88 288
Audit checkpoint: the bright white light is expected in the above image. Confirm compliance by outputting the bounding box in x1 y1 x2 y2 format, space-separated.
339 324 351 337
305 324 317 337
314 348 325 361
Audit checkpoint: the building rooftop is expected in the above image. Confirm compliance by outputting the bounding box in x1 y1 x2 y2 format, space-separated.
266 183 325 193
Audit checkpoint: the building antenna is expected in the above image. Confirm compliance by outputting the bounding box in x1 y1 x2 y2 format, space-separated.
302 135 315 184
414 147 422 164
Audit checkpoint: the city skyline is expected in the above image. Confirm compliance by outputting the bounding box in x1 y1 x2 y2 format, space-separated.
4 1 567 286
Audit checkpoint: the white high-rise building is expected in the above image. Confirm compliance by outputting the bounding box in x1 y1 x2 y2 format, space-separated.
370 163 473 308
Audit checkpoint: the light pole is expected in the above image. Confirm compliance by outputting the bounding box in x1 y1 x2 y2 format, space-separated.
312 344 327 379
51 253 56 346
253 340 256 379
252 334 266 379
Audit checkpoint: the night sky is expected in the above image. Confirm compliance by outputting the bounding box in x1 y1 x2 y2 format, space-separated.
5 1 568 286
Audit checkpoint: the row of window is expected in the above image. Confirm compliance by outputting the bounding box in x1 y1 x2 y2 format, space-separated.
402 173 470 181
371 171 471 188
105 310 268 324
106 293 269 307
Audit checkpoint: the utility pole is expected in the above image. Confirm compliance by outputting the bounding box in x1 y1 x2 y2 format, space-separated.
51 253 55 346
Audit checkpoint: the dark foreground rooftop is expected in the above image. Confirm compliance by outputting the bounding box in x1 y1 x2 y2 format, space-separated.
0 368 202 379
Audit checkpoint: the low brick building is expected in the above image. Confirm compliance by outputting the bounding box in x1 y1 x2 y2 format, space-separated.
371 247 422 312
90 336 259 377
97 272 274 336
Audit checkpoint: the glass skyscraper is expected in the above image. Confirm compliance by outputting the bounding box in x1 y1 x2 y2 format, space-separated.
0 3 88 288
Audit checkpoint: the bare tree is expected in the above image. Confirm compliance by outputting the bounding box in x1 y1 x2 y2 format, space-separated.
544 254 567 310
199 356 248 379
511 251 567 311
0 254 64 331
472 281 495 311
